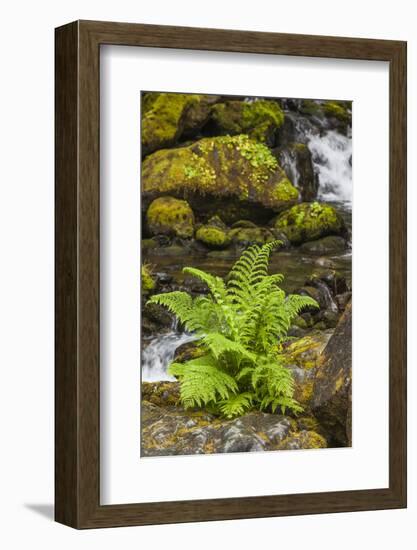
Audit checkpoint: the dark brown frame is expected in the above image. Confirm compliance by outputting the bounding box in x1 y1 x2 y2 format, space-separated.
55 20 407 529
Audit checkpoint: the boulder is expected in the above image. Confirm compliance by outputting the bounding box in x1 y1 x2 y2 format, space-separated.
195 216 231 249
141 135 299 224
273 202 346 244
210 99 284 145
311 301 352 445
228 226 276 246
146 196 195 238
274 142 318 201
141 92 220 155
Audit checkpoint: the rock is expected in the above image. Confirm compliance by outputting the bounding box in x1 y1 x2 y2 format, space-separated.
142 381 181 407
282 331 333 408
311 302 352 445
276 430 327 450
142 302 173 334
210 99 285 145
146 197 195 238
174 341 205 363
142 238 159 251
297 99 352 134
274 142 318 201
141 93 220 155
299 236 347 254
196 224 231 249
273 202 346 245
141 264 156 293
336 291 352 311
142 135 299 224
229 226 276 246
140 390 324 456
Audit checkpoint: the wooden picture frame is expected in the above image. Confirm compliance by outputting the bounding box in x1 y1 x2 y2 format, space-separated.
55 20 407 529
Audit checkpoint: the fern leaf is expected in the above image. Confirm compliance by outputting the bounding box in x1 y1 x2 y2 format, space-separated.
201 332 256 363
168 355 238 408
218 393 255 418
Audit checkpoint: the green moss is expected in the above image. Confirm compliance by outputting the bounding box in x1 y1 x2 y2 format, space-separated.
212 100 284 143
323 101 351 123
142 135 298 211
142 93 205 154
196 225 230 249
274 202 345 244
300 99 322 117
141 263 156 292
229 227 276 245
146 196 195 238
273 177 299 202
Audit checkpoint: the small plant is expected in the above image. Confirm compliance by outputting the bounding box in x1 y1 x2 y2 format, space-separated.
147 241 318 418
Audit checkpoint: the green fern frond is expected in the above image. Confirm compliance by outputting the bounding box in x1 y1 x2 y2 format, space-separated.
201 332 255 363
218 393 255 419
168 355 238 408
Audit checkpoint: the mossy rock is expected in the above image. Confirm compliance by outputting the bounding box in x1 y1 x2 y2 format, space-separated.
323 101 351 124
273 202 346 244
141 264 156 293
146 196 195 238
141 93 220 155
229 226 276 246
276 430 327 450
196 225 231 249
211 99 285 144
141 135 299 221
282 331 333 409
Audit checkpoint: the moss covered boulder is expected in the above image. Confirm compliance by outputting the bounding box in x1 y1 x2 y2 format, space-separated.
273 202 346 244
142 135 298 223
141 92 220 155
211 99 285 145
229 226 276 246
196 225 230 249
146 196 195 238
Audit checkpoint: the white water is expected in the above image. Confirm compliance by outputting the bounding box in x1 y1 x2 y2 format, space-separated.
307 131 352 205
142 331 196 381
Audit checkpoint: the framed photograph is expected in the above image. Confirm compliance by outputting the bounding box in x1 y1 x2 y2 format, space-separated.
55 20 407 528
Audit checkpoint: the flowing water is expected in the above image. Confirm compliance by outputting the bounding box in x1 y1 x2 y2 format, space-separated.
142 331 196 382
307 131 352 205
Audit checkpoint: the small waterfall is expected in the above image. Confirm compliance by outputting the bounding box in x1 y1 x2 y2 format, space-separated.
278 148 300 188
306 131 352 205
142 331 196 382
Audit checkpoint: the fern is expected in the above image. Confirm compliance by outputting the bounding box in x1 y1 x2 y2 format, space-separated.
148 241 319 418
218 393 255 418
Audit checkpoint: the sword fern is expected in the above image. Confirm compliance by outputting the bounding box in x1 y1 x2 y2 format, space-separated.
147 241 318 417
